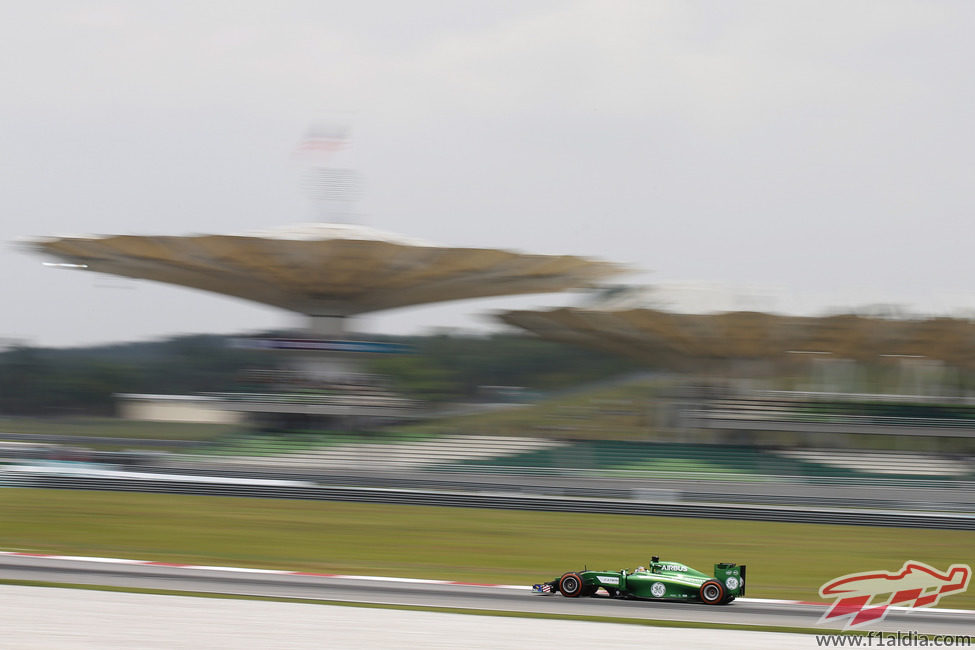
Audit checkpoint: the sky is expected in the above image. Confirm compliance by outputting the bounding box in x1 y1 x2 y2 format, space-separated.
2 1 975 347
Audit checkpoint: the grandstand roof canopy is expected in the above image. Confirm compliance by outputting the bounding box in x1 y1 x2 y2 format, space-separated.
499 307 975 367
25 223 623 316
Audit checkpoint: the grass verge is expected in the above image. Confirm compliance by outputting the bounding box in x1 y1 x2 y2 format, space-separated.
0 416 236 441
1 488 972 608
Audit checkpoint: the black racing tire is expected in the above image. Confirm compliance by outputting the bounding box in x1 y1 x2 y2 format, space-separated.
699 580 726 605
559 572 584 598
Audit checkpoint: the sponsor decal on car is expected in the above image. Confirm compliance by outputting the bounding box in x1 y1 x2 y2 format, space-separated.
660 564 687 572
651 582 667 597
818 560 972 630
597 576 620 585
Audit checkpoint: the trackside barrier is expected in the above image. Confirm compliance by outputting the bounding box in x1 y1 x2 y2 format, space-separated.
432 464 975 491
19 475 975 530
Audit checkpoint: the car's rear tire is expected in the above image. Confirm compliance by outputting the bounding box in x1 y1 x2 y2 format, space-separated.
699 580 725 605
559 572 584 598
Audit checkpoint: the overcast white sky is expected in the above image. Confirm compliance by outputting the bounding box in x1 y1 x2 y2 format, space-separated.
3 1 975 347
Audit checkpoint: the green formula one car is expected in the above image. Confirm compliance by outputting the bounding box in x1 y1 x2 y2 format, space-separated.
532 556 745 605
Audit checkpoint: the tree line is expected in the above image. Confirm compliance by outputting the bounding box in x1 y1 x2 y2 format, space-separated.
0 332 639 416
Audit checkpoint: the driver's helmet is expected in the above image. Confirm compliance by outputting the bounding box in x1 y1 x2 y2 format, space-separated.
635 566 646 572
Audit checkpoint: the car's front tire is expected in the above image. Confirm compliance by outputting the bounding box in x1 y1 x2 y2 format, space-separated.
559 572 584 598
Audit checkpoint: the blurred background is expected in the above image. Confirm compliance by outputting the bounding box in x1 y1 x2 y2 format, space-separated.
3 279 974 509
1 1 974 637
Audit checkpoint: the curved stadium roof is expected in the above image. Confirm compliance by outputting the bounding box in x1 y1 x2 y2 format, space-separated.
25 223 624 316
499 307 975 367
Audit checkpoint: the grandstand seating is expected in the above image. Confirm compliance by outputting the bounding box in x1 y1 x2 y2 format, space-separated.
772 448 974 477
457 441 810 476
685 390 975 431
457 441 974 480
189 435 568 470
186 435 974 480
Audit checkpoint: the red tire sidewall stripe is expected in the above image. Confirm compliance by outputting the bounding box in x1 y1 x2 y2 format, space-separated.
561 572 583 597
701 580 725 604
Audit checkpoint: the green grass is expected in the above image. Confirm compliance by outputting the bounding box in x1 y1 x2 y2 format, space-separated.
194 430 442 457
1 488 972 609
194 432 355 456
392 378 975 453
398 379 666 441
0 416 236 441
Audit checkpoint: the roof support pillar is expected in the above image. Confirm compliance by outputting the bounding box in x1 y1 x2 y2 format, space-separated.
306 314 349 339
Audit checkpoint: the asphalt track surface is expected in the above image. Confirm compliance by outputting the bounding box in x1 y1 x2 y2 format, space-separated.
2 554 972 636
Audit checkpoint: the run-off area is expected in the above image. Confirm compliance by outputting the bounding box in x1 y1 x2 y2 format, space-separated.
4 585 813 649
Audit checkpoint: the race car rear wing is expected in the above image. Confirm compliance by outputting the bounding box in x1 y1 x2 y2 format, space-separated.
714 562 746 596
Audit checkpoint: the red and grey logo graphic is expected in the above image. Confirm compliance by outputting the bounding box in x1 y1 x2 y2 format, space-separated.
819 561 971 629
